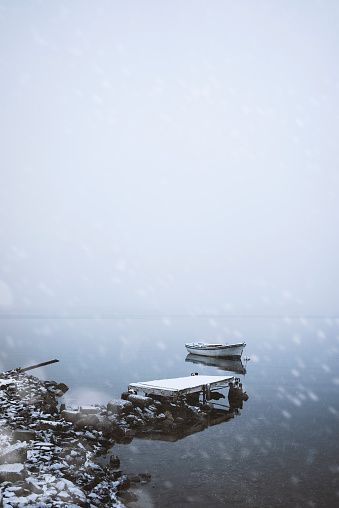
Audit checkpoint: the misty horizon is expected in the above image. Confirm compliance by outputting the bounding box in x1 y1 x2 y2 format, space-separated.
1 1 338 317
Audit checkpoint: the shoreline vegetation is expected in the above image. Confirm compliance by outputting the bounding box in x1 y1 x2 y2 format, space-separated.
0 368 247 507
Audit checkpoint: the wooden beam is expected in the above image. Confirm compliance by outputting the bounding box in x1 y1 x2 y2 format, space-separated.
21 359 59 372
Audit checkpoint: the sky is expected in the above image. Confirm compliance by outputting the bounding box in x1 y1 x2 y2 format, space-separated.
0 0 338 316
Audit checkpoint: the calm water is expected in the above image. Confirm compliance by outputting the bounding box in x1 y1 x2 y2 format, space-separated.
1 315 339 507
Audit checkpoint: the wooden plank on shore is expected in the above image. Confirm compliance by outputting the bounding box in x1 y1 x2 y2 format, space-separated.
21 359 59 372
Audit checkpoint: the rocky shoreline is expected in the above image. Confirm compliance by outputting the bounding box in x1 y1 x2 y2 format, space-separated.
0 369 247 507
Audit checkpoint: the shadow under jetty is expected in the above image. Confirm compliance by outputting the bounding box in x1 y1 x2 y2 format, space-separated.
134 404 241 442
185 354 247 375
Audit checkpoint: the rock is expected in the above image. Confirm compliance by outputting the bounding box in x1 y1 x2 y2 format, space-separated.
139 473 152 483
130 475 141 482
74 414 100 429
38 419 64 431
56 382 69 395
107 399 133 415
96 416 114 436
25 476 44 494
45 381 69 396
0 379 15 390
0 442 27 464
117 474 130 491
127 394 153 409
118 490 138 502
0 463 26 482
80 405 100 415
142 407 157 422
125 414 137 424
110 455 120 468
164 410 174 423
61 410 81 424
13 429 36 442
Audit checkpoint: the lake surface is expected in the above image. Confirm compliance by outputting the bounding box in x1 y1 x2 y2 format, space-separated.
1 315 338 507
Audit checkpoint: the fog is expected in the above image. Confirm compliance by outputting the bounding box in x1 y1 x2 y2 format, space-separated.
0 0 338 316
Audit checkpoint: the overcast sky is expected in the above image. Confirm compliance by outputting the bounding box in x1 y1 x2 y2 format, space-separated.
0 0 338 316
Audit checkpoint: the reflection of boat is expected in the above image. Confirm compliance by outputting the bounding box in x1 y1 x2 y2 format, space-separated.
185 354 247 375
185 342 246 358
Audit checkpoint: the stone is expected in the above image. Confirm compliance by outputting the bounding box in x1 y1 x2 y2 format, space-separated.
107 399 133 415
118 490 138 502
25 477 44 494
75 414 100 429
45 381 69 396
127 394 153 409
117 474 130 491
61 410 81 424
38 420 64 431
0 442 27 464
80 405 100 415
110 455 120 468
0 379 14 390
0 463 26 482
13 429 36 442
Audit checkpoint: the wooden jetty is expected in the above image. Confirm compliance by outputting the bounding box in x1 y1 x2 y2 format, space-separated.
128 374 235 402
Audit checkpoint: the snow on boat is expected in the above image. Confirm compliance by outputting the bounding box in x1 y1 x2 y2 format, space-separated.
185 342 246 358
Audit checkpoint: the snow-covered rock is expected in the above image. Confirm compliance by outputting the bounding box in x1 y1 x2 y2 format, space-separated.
0 442 27 464
107 398 133 415
0 463 25 482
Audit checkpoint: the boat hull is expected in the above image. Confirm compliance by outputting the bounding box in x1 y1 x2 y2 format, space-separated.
185 342 245 359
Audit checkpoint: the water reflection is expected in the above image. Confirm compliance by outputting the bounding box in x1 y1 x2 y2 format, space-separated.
185 353 247 375
134 405 241 442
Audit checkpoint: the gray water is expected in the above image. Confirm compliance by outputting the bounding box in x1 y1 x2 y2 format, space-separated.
1 315 338 507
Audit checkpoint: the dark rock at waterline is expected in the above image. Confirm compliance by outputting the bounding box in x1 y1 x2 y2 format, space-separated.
127 393 153 409
74 413 100 430
139 473 152 483
118 490 139 502
107 398 133 415
109 454 120 468
60 409 82 424
13 429 37 442
117 474 131 491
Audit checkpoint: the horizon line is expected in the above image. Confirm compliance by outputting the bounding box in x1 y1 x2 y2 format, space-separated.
0 312 338 320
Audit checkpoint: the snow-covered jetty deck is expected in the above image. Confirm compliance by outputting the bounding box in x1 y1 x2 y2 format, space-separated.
128 374 234 401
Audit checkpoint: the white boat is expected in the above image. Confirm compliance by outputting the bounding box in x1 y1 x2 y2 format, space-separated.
185 342 246 359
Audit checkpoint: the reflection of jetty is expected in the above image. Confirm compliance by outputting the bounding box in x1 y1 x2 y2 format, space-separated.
185 354 247 375
136 406 238 442
127 374 247 442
